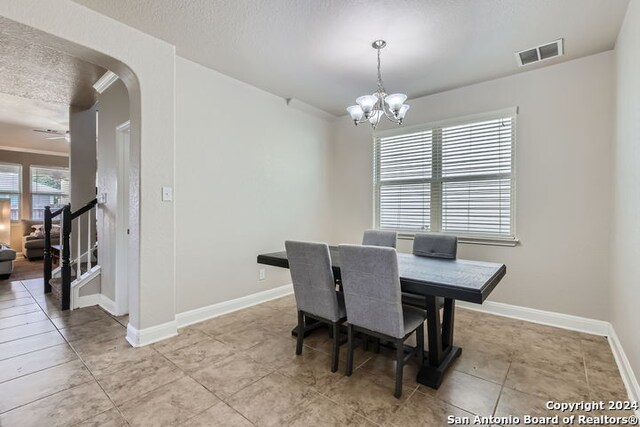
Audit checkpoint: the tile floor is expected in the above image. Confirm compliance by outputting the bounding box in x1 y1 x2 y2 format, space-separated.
1 257 44 283
0 278 632 426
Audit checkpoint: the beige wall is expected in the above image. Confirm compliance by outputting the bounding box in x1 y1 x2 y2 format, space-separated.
96 80 130 302
0 148 68 250
174 56 334 314
612 0 640 385
0 0 178 332
330 52 614 321
69 104 98 296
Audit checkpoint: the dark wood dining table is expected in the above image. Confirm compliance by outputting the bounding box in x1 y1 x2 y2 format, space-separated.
257 246 506 389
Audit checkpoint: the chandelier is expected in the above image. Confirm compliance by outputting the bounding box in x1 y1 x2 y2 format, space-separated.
346 40 410 129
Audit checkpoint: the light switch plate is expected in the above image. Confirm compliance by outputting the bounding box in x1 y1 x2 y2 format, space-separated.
162 186 173 201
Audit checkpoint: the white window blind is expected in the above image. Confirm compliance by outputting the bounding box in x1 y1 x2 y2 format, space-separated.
31 166 70 220
0 163 22 221
374 110 516 241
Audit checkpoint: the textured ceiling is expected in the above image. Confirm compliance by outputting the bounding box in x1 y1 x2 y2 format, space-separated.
72 0 629 115
0 25 105 109
0 18 106 154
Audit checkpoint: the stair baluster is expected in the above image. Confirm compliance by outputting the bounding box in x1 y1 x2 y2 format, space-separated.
43 206 52 294
43 198 98 310
61 204 72 311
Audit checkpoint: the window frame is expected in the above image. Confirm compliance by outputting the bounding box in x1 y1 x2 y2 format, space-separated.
0 161 22 222
29 165 70 220
373 107 518 246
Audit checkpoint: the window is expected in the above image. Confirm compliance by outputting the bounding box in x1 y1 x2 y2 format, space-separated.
374 109 516 242
30 166 70 220
0 163 22 221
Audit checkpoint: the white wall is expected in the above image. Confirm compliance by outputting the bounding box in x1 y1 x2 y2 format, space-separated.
174 57 333 313
96 80 129 302
330 52 614 321
69 105 98 299
0 0 177 333
612 0 640 383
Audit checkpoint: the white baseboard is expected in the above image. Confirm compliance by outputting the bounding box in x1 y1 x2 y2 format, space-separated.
608 325 640 411
457 300 610 336
71 266 101 310
125 284 293 348
75 293 101 309
175 284 293 328
126 320 178 347
74 292 117 316
98 295 117 315
459 299 639 409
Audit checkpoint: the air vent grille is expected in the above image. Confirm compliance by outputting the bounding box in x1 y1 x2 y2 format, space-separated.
516 39 563 67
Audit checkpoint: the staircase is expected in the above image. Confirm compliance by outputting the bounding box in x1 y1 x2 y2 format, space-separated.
43 199 100 310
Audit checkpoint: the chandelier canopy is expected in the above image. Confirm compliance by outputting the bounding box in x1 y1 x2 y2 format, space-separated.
347 40 410 129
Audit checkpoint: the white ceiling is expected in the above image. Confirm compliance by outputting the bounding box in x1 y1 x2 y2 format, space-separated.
72 0 629 115
0 93 69 155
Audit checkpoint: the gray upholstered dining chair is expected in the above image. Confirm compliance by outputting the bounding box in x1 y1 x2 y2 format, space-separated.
362 229 397 248
339 244 426 398
285 240 347 372
403 233 458 308
413 233 457 259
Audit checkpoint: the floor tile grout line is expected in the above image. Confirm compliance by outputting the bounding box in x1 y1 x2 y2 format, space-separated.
128 335 263 426
315 378 394 426
0 306 44 320
218 362 277 403
0 343 77 385
1 312 126 420
0 320 58 345
0 376 96 416
174 400 231 427
16 285 134 423
491 361 512 417
581 338 594 400
0 314 49 331
57 316 132 426
0 297 38 310
0 338 66 363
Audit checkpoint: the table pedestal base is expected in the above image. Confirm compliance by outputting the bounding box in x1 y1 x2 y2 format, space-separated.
291 317 326 337
417 346 462 389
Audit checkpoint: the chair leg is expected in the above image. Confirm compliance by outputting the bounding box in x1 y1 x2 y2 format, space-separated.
416 324 425 366
346 324 355 376
296 310 304 355
331 322 340 373
395 339 404 398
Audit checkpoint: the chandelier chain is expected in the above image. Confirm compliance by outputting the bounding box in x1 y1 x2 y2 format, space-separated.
377 47 385 93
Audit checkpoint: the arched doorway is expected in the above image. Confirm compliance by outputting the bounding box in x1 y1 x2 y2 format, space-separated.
0 2 177 344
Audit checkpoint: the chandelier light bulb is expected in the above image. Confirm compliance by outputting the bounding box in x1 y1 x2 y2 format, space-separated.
347 105 364 122
384 93 407 113
397 104 410 120
356 95 378 115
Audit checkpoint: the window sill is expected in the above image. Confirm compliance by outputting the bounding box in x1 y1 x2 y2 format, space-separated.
397 233 519 247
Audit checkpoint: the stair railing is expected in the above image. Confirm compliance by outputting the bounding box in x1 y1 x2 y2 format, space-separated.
44 198 98 310
43 205 64 293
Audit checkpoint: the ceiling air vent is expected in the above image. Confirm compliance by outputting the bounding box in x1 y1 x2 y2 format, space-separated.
515 39 564 67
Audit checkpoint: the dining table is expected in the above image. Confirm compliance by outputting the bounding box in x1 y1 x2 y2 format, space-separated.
257 246 506 389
